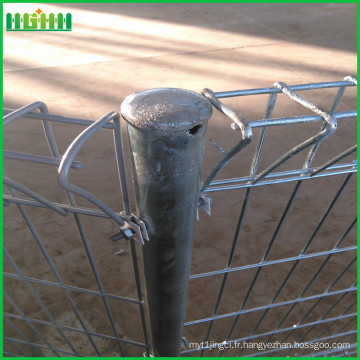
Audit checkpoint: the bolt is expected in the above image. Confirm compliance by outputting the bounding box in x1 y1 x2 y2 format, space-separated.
110 232 124 242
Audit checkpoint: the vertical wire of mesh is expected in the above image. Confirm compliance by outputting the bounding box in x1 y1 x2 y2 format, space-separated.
182 77 356 357
3 77 357 357
3 109 150 356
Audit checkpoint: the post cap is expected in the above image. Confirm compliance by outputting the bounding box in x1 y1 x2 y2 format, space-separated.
121 88 212 133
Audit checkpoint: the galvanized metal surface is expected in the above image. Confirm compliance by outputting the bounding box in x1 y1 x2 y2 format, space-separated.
121 88 212 356
183 77 356 357
3 77 357 357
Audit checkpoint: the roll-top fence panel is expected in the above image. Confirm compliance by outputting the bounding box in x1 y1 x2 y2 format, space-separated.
3 76 357 357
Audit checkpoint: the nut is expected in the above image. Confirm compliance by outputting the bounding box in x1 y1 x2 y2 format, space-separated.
123 228 134 239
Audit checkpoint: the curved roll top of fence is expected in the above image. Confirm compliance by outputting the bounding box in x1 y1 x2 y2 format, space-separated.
121 88 212 356
3 77 357 357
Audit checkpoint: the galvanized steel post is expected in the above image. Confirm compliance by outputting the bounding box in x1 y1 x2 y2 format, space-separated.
121 88 212 356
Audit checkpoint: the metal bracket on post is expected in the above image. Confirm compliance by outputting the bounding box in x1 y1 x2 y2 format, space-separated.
197 193 212 220
110 214 149 245
121 88 212 357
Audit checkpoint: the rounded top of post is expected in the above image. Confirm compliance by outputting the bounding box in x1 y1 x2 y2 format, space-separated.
121 88 212 133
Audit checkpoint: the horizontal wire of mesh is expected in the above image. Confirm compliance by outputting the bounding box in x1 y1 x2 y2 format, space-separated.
3 77 357 357
3 107 149 357
183 77 357 357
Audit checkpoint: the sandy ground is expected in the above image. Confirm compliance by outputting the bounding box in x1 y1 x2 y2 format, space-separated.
3 3 357 357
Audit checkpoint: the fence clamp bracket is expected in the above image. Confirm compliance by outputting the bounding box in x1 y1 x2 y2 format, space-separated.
110 214 149 245
197 194 212 220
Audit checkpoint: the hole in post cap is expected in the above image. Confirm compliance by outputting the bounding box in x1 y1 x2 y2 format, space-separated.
187 124 202 136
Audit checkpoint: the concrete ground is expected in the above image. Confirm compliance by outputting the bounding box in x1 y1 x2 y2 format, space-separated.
3 2 357 357
3 2 357 111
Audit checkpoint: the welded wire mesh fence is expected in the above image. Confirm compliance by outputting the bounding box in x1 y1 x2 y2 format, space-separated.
3 76 357 357
182 76 357 357
3 107 150 357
